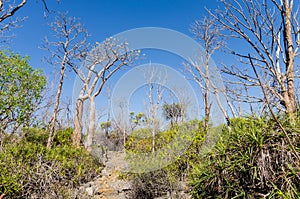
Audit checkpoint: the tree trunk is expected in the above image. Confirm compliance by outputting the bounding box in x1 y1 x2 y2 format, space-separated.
47 56 66 149
123 124 126 148
86 96 96 152
73 98 84 147
282 0 295 116
215 90 230 126
106 87 111 138
204 48 210 131
152 115 156 153
237 95 242 117
152 127 155 153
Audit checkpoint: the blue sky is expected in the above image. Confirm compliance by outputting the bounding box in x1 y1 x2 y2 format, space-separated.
3 0 300 129
6 0 228 125
11 0 218 67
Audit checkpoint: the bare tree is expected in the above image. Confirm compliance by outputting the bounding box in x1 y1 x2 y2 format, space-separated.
0 0 27 23
187 16 225 130
110 112 128 151
144 65 166 153
249 53 300 161
120 101 128 148
73 38 139 151
109 99 130 150
209 0 299 118
169 86 193 123
43 13 88 148
0 0 28 43
104 84 112 138
224 85 238 118
0 0 52 38
224 83 258 117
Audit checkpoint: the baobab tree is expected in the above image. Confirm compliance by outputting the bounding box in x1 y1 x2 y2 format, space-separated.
43 13 88 148
209 0 299 118
72 38 139 151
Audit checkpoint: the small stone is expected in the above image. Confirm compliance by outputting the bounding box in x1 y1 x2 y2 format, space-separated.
86 187 94 196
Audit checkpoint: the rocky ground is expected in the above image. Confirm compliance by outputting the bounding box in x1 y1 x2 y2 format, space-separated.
78 151 131 199
77 150 191 199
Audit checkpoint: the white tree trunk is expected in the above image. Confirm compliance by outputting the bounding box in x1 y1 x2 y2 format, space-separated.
47 54 67 149
86 96 96 152
73 98 84 147
283 0 295 116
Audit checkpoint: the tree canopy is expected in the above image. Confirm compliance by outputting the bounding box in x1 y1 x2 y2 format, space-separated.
162 103 184 126
0 51 46 133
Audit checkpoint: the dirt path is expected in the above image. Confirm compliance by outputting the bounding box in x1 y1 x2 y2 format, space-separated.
95 151 131 199
79 151 131 199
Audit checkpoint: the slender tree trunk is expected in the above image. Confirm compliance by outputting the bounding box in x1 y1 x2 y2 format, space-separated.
151 106 156 153
148 83 156 153
282 0 295 116
106 88 111 138
244 86 255 117
123 123 126 148
237 95 242 117
224 89 236 118
47 56 67 149
204 49 210 131
215 90 230 126
73 97 84 147
152 125 155 153
86 96 96 152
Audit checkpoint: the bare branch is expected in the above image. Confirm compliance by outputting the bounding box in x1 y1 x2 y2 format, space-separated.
209 0 298 115
0 0 26 23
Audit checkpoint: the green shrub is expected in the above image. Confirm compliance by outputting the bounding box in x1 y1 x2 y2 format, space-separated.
22 127 48 145
126 120 206 198
190 117 300 199
0 128 102 198
53 127 73 146
125 128 152 152
129 169 175 199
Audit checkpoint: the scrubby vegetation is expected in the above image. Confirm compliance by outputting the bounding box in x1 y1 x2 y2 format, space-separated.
0 1 299 198
125 121 206 198
0 128 102 199
0 51 299 199
123 116 300 199
191 117 300 199
0 51 46 134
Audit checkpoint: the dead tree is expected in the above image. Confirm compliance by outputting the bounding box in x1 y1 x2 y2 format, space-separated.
104 84 112 138
187 16 225 130
43 13 88 148
209 0 299 118
0 0 27 24
73 38 138 151
144 64 166 153
0 0 52 38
